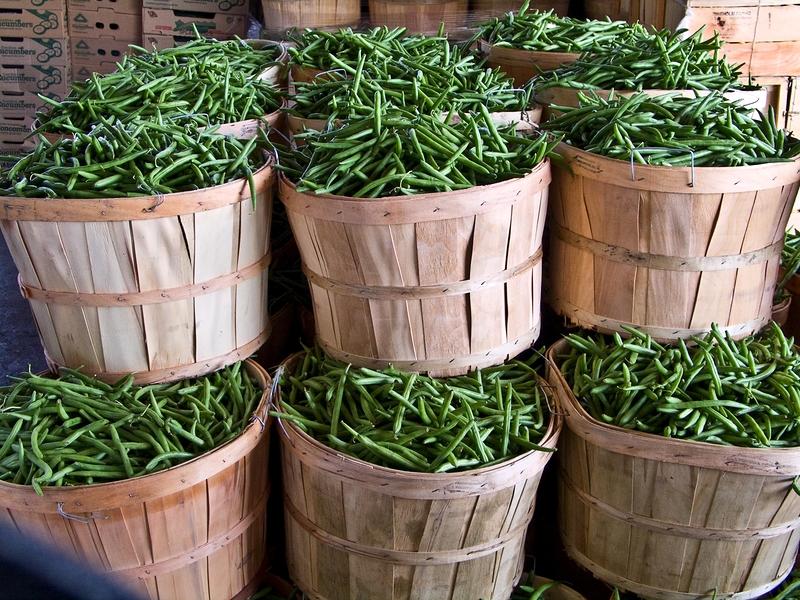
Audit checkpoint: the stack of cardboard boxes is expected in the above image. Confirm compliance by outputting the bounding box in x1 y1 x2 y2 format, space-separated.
67 0 141 78
0 0 69 150
142 0 248 49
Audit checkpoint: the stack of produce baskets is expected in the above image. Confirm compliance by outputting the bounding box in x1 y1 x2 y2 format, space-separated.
0 36 282 600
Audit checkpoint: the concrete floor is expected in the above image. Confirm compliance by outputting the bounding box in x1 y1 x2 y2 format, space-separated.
0 240 47 381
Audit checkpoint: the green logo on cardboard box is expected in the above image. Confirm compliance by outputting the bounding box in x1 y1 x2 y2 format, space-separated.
34 38 63 62
175 20 214 33
33 64 62 90
28 10 59 34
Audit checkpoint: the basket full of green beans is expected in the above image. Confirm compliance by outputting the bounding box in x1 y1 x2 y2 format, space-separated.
35 34 286 138
273 348 561 600
547 327 800 598
476 1 642 84
0 361 272 599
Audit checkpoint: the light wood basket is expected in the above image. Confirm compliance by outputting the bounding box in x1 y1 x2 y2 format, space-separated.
0 359 273 600
0 164 275 384
774 296 792 328
278 159 551 377
547 143 800 341
277 353 563 600
368 0 468 33
546 340 800 599
261 0 362 33
479 39 580 85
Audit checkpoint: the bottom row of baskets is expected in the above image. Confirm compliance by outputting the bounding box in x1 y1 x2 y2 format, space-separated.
1 323 800 600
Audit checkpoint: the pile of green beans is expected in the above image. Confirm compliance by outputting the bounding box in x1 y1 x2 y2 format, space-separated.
2 119 270 199
558 323 800 448
777 229 800 301
535 28 741 92
274 346 553 473
289 54 531 121
36 35 284 134
478 1 640 53
0 363 261 494
288 26 450 71
510 574 561 599
542 92 800 167
279 107 558 197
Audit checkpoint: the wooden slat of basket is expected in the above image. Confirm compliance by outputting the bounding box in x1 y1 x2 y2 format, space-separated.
261 0 361 31
368 0 468 33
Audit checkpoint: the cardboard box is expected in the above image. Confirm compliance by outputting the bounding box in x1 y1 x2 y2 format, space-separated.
142 8 246 37
0 36 69 65
71 59 117 79
71 37 133 63
0 7 66 37
0 117 36 151
68 0 142 16
0 89 62 118
0 0 65 11
69 8 141 40
141 31 234 48
141 0 248 16
0 62 69 95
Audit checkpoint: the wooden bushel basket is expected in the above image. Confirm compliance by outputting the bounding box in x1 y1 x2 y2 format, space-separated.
479 39 580 85
0 360 272 600
261 0 362 33
774 295 792 328
546 340 800 599
278 159 551 377
547 143 800 341
276 354 563 600
368 0 468 33
0 164 275 384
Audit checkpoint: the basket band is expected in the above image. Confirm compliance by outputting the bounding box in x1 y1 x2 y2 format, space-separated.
318 326 540 372
562 540 794 600
284 494 533 566
560 470 800 541
549 298 768 341
44 327 272 385
551 224 783 272
19 253 271 307
113 491 268 580
303 250 542 300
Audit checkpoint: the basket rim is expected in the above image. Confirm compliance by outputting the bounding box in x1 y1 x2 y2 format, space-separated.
0 359 273 510
546 338 800 475
478 38 582 59
275 352 562 494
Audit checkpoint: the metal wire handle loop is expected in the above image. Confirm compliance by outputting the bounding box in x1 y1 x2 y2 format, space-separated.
630 146 696 187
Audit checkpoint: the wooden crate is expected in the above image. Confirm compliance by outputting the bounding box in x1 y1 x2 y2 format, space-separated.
679 0 800 77
787 76 799 134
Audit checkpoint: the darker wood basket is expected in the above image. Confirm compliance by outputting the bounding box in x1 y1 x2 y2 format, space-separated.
0 359 274 600
478 39 580 86
547 143 800 342
275 352 563 600
546 339 800 599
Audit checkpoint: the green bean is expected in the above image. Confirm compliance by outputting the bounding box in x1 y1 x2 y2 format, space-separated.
477 1 638 54
272 346 553 473
543 92 800 167
558 323 800 448
0 363 262 494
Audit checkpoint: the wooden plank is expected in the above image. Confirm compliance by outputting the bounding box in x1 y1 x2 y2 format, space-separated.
343 486 394 600
416 217 472 364
723 41 800 76
132 218 195 370
469 206 513 354
681 5 800 43
193 205 238 362
84 222 149 373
